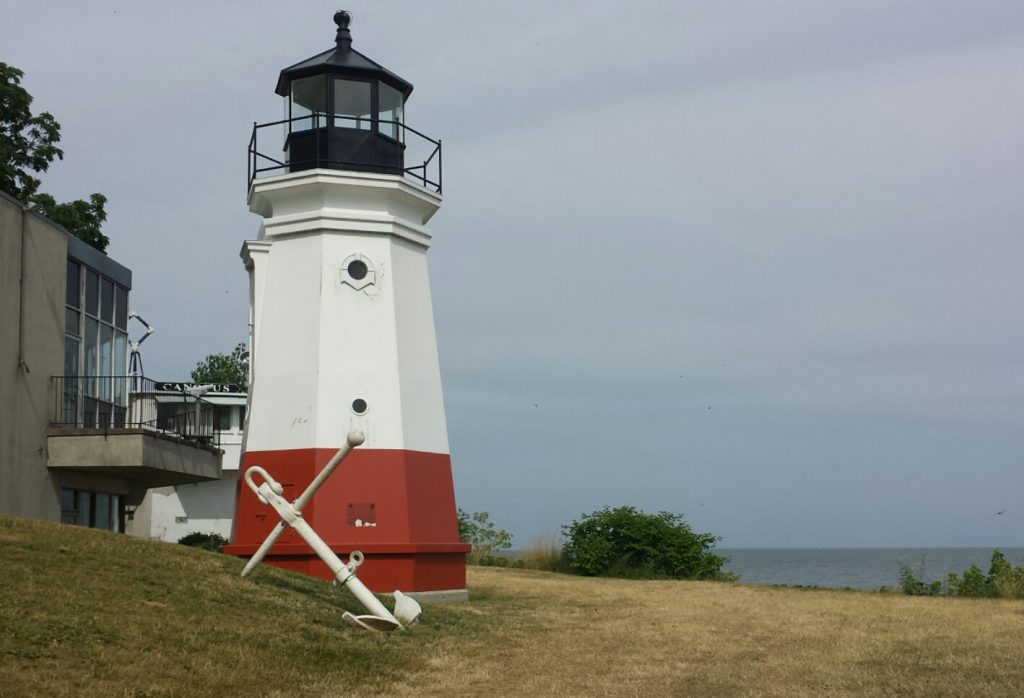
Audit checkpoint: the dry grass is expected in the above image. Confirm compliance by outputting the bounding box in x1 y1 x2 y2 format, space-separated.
516 533 565 571
2 515 1024 697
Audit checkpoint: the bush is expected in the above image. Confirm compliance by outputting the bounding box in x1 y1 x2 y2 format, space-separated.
898 561 943 596
457 509 512 565
561 506 730 580
947 550 1024 599
177 532 230 552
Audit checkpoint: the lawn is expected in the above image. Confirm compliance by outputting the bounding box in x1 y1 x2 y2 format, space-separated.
1 515 1022 696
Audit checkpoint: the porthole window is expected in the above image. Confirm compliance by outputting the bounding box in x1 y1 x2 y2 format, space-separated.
340 253 376 291
347 259 368 280
351 398 368 415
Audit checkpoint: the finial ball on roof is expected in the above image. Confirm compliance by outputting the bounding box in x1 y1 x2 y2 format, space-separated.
334 11 352 30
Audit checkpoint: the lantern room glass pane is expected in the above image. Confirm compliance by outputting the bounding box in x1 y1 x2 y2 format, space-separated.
333 79 371 130
378 83 403 140
291 76 326 132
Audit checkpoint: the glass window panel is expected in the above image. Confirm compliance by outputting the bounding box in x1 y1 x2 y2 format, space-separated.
115 285 128 330
64 336 79 377
76 491 91 526
214 406 231 431
61 338 79 423
333 79 371 130
84 397 97 428
238 406 247 430
100 325 113 400
97 400 112 428
114 332 127 403
85 270 99 317
61 488 77 525
291 76 326 132
66 260 81 308
112 495 122 533
66 308 80 336
84 318 98 396
378 83 403 140
94 494 111 530
157 403 178 431
100 278 114 323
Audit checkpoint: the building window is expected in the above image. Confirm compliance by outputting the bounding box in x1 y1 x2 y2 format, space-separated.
60 487 122 532
214 405 231 431
64 258 129 427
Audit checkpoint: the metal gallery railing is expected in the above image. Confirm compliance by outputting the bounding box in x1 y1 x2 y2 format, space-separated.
50 376 219 445
247 113 442 193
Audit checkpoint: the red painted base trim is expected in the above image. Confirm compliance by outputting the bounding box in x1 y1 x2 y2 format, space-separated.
226 447 469 593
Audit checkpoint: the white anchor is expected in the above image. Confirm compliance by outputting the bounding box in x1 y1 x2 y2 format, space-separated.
241 430 422 631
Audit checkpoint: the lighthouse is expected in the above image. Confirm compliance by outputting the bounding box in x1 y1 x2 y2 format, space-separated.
223 11 469 599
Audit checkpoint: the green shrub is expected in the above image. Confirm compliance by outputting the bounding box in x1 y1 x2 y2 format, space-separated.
898 561 943 596
177 532 230 552
947 550 1024 599
457 509 513 565
561 506 730 580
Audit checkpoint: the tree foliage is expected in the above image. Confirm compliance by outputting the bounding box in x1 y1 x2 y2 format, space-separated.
562 506 730 580
1 62 109 252
457 509 513 565
0 62 62 200
946 550 1024 599
191 343 248 390
896 549 1024 599
29 192 109 252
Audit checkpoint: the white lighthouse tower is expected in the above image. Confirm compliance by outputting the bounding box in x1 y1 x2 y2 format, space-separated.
224 11 468 597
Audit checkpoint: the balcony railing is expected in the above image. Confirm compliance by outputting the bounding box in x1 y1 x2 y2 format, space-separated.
248 114 442 193
50 376 220 446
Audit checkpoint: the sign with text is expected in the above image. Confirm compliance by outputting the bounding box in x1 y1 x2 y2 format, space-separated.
154 382 242 394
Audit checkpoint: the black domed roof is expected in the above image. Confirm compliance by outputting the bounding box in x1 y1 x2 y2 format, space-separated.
275 11 413 98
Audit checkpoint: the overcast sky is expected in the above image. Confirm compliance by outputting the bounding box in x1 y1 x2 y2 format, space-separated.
4 1 1023 548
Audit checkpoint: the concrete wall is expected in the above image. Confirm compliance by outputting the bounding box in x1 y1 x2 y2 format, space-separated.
128 472 239 541
0 191 69 521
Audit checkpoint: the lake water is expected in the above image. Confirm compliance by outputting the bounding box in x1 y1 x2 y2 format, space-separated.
718 548 1024 590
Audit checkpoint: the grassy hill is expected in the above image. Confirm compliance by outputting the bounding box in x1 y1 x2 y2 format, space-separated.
2 515 1024 696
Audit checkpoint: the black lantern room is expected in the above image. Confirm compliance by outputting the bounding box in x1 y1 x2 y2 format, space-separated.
276 11 413 176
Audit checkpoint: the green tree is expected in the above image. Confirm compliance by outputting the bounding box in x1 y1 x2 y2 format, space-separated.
191 343 248 390
0 62 61 200
29 192 108 252
457 509 512 565
1 62 109 252
562 506 730 580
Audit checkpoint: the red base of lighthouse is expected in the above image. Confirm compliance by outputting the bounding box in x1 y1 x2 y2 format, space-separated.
223 448 469 593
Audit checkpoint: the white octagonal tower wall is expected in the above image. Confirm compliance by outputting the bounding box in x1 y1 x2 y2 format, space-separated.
316 232 404 451
391 236 449 453
243 170 446 455
244 232 325 452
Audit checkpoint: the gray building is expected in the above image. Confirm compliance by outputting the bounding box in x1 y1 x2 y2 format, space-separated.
0 190 221 533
